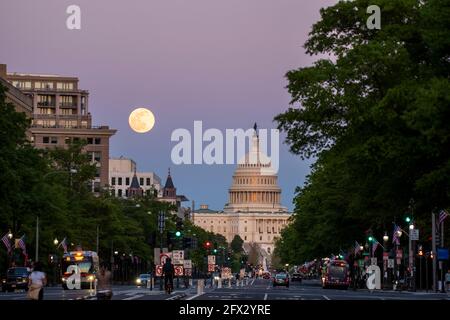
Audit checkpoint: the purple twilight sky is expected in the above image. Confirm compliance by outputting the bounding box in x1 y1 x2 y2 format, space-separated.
0 0 338 211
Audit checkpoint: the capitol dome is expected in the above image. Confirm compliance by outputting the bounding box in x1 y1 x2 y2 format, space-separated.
224 127 287 213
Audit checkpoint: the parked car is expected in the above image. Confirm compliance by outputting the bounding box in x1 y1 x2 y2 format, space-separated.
135 274 151 287
5 267 30 292
291 273 303 283
273 273 289 287
1 273 6 292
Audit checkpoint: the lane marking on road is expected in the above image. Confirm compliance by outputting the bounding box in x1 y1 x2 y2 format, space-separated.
323 295 331 300
123 294 145 300
251 278 256 286
264 293 268 300
186 292 205 300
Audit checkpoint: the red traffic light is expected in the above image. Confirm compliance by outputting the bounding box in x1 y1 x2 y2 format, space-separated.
204 241 211 248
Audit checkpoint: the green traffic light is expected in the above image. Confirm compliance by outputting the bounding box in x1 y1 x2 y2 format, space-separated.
175 231 181 237
405 217 411 223
213 249 218 253
368 236 374 242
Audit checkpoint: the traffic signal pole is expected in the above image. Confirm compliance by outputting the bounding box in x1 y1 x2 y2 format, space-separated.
432 212 437 292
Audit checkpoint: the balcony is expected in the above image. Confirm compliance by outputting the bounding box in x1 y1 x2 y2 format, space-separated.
59 102 78 108
37 101 56 107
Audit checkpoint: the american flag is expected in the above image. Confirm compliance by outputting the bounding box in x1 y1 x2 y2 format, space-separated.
372 241 379 256
392 225 401 245
354 241 361 255
1 233 12 253
58 237 68 253
16 235 26 254
439 209 449 225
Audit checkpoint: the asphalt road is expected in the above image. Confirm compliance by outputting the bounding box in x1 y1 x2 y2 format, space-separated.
188 278 450 301
1 278 449 300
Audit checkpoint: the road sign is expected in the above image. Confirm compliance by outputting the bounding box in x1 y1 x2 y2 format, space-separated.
437 248 449 260
410 229 419 241
396 249 403 259
184 268 192 276
371 257 377 265
172 250 184 265
208 264 215 272
383 252 389 261
388 259 394 268
155 265 163 277
160 252 172 265
208 255 216 264
174 266 184 276
183 259 192 269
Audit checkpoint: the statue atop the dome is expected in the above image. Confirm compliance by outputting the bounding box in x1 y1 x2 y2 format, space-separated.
253 122 258 137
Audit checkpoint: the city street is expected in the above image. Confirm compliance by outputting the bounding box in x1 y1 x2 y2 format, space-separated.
0 278 449 300
188 278 450 301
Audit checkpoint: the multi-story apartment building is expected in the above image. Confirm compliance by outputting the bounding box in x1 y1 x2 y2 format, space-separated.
109 157 162 198
0 64 116 191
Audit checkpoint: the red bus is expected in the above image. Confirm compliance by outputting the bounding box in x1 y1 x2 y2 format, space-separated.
321 259 350 289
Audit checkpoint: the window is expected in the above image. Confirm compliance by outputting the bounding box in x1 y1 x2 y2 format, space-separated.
139 178 144 186
118 177 122 186
111 189 115 196
244 227 247 232
94 138 101 144
126 177 130 185
95 167 100 178
50 137 57 144
260 236 262 241
60 108 75 115
244 236 247 241
57 82 74 90
146 178 150 186
87 138 93 144
93 181 100 192
118 189 122 197
94 152 101 162
112 177 116 185
224 228 226 232
267 247 271 254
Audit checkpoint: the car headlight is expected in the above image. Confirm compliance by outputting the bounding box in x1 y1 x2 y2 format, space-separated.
136 278 141 284
87 276 94 282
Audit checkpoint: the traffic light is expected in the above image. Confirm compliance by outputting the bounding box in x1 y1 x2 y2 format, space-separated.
183 237 192 248
213 248 218 254
204 241 212 249
405 216 411 223
368 236 374 242
175 231 182 238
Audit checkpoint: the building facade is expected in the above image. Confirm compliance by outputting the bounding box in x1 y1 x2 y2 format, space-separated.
109 157 161 198
192 127 291 264
1 64 116 190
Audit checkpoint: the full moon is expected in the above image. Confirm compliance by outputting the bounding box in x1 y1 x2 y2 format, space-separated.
128 108 155 133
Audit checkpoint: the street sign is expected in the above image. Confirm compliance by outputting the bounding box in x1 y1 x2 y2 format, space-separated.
183 259 192 269
410 229 419 241
371 257 377 265
208 264 215 272
184 268 192 276
383 252 389 261
174 266 184 276
388 259 394 268
155 265 163 277
160 252 172 265
208 255 216 264
437 248 449 260
172 250 184 265
396 249 403 259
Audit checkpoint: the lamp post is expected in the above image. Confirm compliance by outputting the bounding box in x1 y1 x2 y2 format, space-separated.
383 233 389 288
53 238 59 286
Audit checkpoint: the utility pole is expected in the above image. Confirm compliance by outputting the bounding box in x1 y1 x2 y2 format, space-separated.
432 212 437 292
35 216 39 262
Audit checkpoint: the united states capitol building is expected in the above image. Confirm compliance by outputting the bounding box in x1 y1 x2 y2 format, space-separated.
192 126 291 267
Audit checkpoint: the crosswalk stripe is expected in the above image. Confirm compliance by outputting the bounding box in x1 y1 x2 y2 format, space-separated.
123 294 145 300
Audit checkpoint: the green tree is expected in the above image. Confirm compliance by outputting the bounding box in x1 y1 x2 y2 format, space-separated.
230 235 244 253
275 0 450 263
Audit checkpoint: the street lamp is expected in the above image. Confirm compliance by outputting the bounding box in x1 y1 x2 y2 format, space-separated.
53 238 59 246
383 234 389 242
359 245 364 252
409 223 414 230
7 230 13 239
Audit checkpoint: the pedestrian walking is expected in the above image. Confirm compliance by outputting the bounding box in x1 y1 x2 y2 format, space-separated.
27 262 47 300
